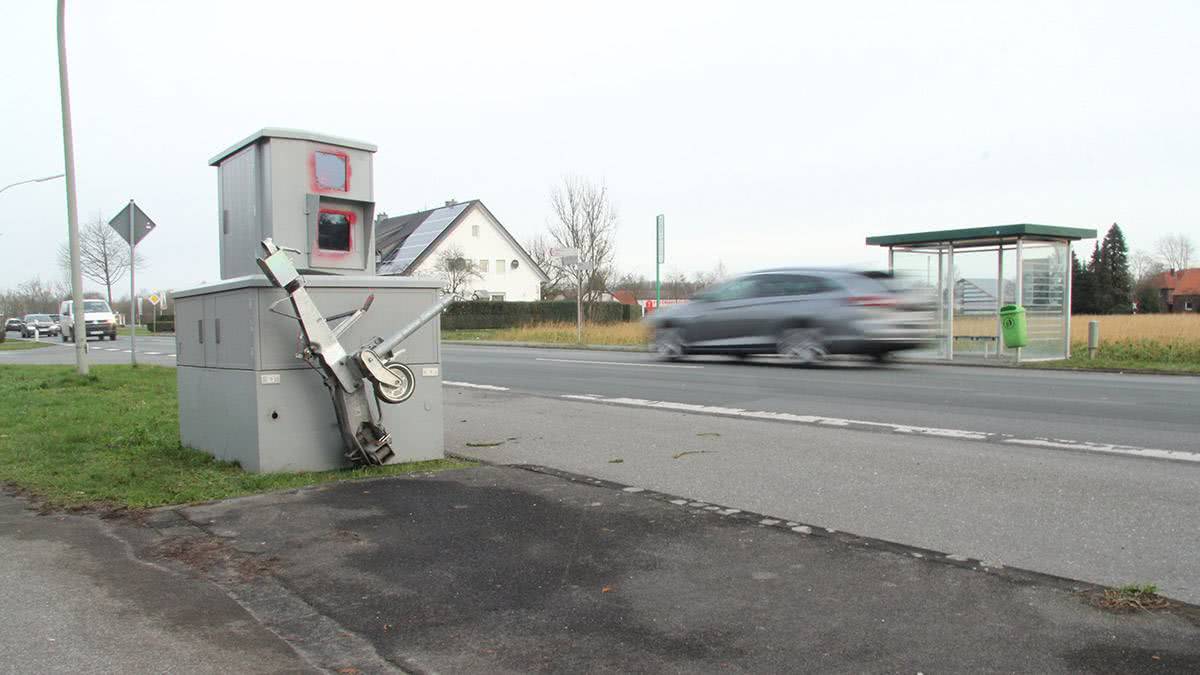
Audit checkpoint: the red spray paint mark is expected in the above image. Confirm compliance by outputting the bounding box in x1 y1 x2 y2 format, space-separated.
308 148 351 194
313 208 356 259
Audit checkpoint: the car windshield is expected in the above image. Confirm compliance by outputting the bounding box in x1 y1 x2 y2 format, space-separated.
28 315 51 321
83 301 111 313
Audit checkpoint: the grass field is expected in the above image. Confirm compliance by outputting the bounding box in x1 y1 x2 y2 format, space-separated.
0 365 472 509
445 321 650 346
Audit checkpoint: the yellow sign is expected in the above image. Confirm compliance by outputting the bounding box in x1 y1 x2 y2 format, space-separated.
148 293 161 306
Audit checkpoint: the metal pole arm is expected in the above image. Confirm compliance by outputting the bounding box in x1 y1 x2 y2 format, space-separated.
377 293 458 358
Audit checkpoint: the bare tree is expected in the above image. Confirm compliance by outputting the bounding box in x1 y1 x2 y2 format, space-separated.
57 215 146 304
0 277 62 318
429 245 482 296
547 176 618 317
524 234 568 299
1131 249 1165 283
1155 233 1195 271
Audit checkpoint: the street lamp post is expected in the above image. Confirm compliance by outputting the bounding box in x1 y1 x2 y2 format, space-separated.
58 0 87 375
0 174 65 195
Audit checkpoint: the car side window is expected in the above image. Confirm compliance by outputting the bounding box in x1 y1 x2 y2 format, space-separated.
710 278 758 302
756 274 831 297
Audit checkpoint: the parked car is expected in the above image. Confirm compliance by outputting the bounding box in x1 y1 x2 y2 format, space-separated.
5 317 25 333
58 299 119 342
644 268 935 364
20 314 59 337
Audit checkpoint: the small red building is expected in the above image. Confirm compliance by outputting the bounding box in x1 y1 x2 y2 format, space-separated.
1149 268 1200 312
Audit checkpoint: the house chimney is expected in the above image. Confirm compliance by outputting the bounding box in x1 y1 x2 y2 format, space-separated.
445 199 457 207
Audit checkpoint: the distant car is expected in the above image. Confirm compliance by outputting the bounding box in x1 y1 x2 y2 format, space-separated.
58 299 119 342
20 314 59 338
644 268 935 364
5 317 23 333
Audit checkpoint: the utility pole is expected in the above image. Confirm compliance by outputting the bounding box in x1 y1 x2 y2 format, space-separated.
128 199 137 366
655 214 665 310
58 0 87 375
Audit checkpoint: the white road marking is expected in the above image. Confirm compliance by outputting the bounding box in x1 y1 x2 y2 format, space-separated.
167 353 176 357
444 380 510 391
145 352 163 355
535 357 703 369
555 393 1200 464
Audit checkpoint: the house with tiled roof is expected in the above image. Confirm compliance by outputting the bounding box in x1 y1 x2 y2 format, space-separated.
376 200 549 301
1149 268 1200 312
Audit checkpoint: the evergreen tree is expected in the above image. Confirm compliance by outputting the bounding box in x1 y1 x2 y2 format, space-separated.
1071 247 1096 314
1098 223 1133 313
1070 246 1099 312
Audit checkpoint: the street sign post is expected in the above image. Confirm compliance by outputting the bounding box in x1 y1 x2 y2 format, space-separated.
550 246 590 343
109 200 157 366
655 214 665 310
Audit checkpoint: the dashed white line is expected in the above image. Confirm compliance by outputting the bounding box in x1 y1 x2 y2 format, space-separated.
444 380 510 391
145 352 163 355
556 393 1199 464
535 357 703 369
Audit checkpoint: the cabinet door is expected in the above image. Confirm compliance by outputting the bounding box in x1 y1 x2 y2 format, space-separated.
174 297 205 367
214 291 256 370
203 297 218 367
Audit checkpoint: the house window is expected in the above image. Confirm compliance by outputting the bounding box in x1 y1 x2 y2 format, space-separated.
317 209 352 251
479 259 489 273
495 259 505 275
1187 300 1194 311
472 224 480 237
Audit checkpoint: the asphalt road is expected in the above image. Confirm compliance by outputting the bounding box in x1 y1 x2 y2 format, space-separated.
441 343 1200 454
0 334 178 366
438 343 1200 602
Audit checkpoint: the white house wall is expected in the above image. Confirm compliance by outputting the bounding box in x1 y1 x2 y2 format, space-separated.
409 205 542 301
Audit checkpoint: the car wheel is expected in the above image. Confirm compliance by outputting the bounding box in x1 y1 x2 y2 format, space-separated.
778 328 826 365
654 328 685 361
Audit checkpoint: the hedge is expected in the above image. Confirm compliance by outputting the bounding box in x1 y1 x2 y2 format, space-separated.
145 314 175 333
442 301 639 330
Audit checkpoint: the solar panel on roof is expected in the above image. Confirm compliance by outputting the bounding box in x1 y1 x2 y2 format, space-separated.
378 202 470 274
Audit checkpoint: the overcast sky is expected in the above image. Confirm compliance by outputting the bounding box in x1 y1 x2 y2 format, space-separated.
3 0 1198 295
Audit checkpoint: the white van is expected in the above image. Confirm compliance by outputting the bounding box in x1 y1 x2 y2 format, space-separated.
58 299 119 342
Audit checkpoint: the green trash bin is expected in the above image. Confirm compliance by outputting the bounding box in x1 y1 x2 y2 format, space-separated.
999 304 1028 348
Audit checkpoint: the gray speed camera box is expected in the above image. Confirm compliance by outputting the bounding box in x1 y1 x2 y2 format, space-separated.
176 128 447 473
209 128 377 279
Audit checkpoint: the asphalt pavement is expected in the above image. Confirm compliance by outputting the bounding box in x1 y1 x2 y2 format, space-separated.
168 465 1200 673
441 343 1199 454
0 334 178 366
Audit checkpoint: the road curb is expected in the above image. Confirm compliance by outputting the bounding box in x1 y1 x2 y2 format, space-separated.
509 463 1200 613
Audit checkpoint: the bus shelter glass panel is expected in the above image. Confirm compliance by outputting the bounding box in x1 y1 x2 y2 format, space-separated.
891 247 943 358
950 244 1006 359
1019 240 1069 360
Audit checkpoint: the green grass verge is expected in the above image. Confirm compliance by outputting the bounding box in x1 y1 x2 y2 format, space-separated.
1032 340 1200 374
0 340 55 351
0 365 473 509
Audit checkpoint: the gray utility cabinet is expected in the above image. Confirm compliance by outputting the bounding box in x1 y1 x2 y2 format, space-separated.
174 275 445 473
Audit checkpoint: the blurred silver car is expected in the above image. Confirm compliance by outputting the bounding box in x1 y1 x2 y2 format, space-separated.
20 314 60 337
645 269 934 363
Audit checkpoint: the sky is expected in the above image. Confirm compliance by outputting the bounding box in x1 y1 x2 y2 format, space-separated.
2 0 1198 296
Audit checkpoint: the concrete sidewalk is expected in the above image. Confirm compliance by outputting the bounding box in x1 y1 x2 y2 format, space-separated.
155 465 1198 673
0 493 314 674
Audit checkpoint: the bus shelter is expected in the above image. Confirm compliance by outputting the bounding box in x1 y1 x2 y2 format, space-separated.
866 224 1096 362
